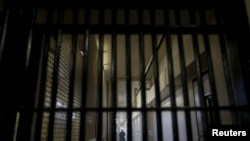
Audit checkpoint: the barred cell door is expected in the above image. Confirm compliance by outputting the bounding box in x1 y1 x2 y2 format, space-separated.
0 1 250 141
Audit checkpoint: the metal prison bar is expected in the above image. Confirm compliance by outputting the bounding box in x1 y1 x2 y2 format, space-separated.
0 1 250 141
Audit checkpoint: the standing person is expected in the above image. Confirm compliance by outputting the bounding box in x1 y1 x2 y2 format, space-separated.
119 129 125 141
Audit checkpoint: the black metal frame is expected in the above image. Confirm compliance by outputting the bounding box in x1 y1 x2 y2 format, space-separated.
0 1 250 141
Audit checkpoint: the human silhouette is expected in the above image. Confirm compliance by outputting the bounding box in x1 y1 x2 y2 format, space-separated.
119 129 125 141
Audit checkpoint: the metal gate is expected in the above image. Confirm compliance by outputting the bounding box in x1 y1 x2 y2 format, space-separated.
0 1 250 141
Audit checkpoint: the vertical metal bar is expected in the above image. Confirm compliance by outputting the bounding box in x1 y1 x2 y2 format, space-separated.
198 9 221 125
125 8 133 141
187 9 208 137
150 9 163 141
0 8 9 62
96 8 104 141
164 10 180 140
174 9 193 141
177 11 193 140
28 31 45 141
111 8 117 141
34 8 53 141
66 8 78 141
33 34 46 141
165 8 180 141
47 8 64 141
192 31 209 135
13 112 20 141
25 6 37 71
166 33 180 141
214 9 238 124
79 8 90 141
96 33 104 141
138 8 148 141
